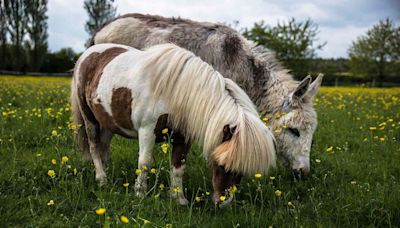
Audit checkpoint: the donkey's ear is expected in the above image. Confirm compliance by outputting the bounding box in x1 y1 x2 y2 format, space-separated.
293 75 312 100
304 74 324 103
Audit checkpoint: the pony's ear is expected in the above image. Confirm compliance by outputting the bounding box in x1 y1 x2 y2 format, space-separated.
304 74 323 103
293 75 312 100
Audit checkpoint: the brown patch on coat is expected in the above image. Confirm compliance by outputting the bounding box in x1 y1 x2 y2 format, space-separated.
77 47 130 137
111 87 134 130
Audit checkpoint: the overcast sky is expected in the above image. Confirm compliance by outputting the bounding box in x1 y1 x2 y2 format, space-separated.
48 0 399 58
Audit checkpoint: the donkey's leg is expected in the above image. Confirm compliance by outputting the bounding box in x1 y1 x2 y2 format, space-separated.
211 160 242 206
84 121 107 186
170 133 190 205
134 125 156 198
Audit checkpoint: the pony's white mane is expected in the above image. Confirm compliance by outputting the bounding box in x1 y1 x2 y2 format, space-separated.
143 44 276 175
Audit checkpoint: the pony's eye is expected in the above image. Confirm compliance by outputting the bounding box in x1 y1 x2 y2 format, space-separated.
288 128 300 137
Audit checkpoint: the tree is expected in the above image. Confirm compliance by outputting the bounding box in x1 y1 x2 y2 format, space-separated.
84 0 116 36
4 0 27 71
0 0 9 68
24 0 48 71
243 18 325 77
348 18 400 86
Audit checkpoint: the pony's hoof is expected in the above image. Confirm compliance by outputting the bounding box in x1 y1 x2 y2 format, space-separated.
177 197 189 205
134 182 147 198
96 176 107 187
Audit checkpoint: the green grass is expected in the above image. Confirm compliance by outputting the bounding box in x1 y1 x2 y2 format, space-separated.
0 76 399 227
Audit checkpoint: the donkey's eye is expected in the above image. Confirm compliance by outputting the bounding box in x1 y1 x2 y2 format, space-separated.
288 128 300 137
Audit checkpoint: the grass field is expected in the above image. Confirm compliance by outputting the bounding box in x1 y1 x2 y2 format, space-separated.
0 76 399 227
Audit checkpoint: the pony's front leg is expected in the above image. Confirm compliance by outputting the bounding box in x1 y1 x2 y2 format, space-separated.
134 126 156 198
170 133 190 205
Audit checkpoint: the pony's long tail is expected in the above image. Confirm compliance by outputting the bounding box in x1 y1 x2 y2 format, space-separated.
70 77 91 160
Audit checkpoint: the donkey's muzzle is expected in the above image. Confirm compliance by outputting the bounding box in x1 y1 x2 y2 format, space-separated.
293 167 309 180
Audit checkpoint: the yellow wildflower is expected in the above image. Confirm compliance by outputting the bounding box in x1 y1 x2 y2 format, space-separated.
120 215 129 224
51 130 58 137
228 185 237 195
47 200 54 206
351 181 357 185
254 173 262 179
73 168 77 175
95 208 106 215
326 146 333 152
166 224 172 228
161 143 169 154
2 111 7 117
195 196 201 202
47 169 55 178
219 195 226 201
159 183 165 190
141 165 148 171
275 190 282 197
61 156 69 164
315 159 321 163
288 201 293 207
162 128 168 134
143 219 150 225
154 193 160 199
123 183 129 187
262 117 269 122
275 113 281 119
369 127 377 130
51 159 57 165
150 168 156 174
269 176 275 180
173 187 180 193
135 169 141 175
206 191 210 195
379 137 385 142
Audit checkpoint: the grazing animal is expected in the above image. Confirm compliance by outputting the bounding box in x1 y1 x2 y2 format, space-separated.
89 13 323 180
71 43 276 205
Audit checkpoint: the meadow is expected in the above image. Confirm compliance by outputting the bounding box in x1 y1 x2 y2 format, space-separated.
0 76 399 227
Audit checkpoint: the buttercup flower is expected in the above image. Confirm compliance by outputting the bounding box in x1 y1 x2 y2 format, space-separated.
120 215 129 224
51 130 58 137
195 196 201 202
162 128 168 134
95 208 106 215
47 200 54 206
219 195 226 201
51 159 57 165
150 168 156 174
269 176 276 180
326 146 333 152
123 183 129 187
161 143 169 153
135 169 142 175
275 190 282 197
254 173 262 179
47 169 55 178
61 156 69 164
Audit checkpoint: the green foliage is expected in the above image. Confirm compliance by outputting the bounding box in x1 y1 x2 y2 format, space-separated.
41 48 79 73
243 18 325 78
348 18 400 86
0 77 399 226
84 0 116 36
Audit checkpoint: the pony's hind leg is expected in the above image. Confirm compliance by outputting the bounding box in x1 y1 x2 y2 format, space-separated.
171 133 190 205
84 121 108 186
135 125 156 198
99 129 113 167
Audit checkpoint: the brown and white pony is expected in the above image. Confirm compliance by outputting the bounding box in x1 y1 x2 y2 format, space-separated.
71 43 276 205
89 13 323 179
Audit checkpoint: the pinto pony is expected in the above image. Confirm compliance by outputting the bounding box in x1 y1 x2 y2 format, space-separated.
71 43 276 204
89 13 323 178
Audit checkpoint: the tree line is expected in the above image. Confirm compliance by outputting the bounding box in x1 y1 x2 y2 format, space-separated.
0 0 399 86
